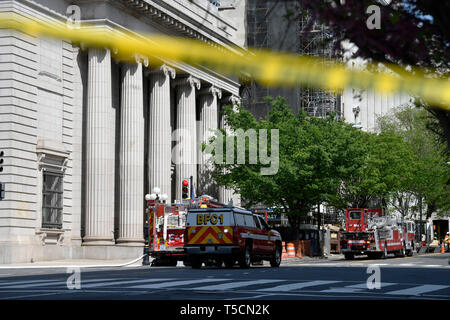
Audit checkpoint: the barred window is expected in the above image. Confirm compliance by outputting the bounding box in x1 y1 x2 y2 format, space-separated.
42 171 63 229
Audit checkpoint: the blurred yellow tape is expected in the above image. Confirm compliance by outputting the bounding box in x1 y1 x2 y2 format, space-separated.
0 13 449 110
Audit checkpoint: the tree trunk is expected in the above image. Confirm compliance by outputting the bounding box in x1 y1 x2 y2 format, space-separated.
287 213 302 240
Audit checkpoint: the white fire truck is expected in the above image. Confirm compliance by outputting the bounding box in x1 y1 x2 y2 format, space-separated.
341 208 416 260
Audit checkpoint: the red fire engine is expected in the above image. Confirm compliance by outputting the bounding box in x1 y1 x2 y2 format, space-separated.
148 203 188 266
340 208 415 260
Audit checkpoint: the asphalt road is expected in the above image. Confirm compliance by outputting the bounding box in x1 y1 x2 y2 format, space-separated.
0 253 448 301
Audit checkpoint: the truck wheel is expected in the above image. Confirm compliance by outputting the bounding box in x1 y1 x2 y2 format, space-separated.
239 245 252 268
270 245 282 267
224 257 235 268
344 253 354 260
183 260 191 267
407 242 414 256
190 257 202 269
214 259 223 268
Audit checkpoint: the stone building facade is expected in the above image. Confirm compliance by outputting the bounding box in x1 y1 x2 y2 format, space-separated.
0 0 244 263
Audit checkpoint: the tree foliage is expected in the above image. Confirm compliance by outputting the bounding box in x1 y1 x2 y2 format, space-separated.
208 97 433 233
208 97 449 238
378 106 450 217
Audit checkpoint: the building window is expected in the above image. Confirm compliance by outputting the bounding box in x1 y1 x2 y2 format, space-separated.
42 170 63 229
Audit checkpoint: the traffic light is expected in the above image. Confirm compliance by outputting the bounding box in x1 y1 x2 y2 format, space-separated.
0 150 3 173
182 179 189 199
0 182 4 200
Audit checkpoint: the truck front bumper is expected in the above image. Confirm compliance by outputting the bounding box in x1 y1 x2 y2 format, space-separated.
185 245 240 256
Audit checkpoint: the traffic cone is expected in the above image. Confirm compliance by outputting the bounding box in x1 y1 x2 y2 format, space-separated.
282 242 289 259
441 244 445 253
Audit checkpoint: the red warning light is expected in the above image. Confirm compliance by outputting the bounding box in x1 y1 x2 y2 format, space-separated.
182 180 189 186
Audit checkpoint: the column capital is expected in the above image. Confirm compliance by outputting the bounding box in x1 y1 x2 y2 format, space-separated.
222 94 241 106
146 64 176 78
172 75 201 90
133 53 149 67
199 85 222 99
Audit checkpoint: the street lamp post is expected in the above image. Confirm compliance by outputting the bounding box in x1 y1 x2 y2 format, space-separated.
143 188 168 266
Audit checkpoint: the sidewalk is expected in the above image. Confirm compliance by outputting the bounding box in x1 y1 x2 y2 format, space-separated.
281 253 344 265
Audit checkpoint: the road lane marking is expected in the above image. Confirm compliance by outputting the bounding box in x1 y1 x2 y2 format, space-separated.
257 280 341 292
80 278 173 289
191 279 285 291
386 285 449 296
129 278 229 289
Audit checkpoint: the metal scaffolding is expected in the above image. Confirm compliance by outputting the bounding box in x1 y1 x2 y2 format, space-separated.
246 0 270 112
244 1 341 119
297 10 340 118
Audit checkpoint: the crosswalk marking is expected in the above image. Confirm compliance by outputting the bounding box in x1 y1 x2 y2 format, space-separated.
345 282 396 289
321 287 363 293
0 278 122 289
0 279 61 287
257 280 341 292
80 278 173 289
129 278 229 289
0 280 61 289
385 285 449 296
420 265 442 268
0 276 448 298
191 279 285 291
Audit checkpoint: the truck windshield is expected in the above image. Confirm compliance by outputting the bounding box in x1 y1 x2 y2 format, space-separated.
349 211 361 220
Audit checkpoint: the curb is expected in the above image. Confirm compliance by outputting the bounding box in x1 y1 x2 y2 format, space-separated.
0 255 146 269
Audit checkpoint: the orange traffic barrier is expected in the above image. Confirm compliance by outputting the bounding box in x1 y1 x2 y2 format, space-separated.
287 242 295 258
441 244 445 253
294 241 302 258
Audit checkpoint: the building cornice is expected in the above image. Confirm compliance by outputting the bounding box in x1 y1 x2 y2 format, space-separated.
116 0 246 55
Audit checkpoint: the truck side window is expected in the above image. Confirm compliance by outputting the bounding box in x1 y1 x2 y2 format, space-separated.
244 214 256 228
234 213 245 226
253 216 261 229
258 216 269 230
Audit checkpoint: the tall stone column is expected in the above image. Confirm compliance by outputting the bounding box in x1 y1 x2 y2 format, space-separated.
84 48 115 245
117 61 145 246
173 76 200 200
219 95 241 205
197 86 222 197
148 65 176 204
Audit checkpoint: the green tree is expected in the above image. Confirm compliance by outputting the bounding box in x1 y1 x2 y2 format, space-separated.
329 131 414 212
378 107 450 218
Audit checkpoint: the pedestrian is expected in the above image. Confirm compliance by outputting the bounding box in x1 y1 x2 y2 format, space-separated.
445 232 449 252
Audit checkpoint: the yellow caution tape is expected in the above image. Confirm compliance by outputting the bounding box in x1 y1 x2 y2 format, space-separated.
0 13 449 109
